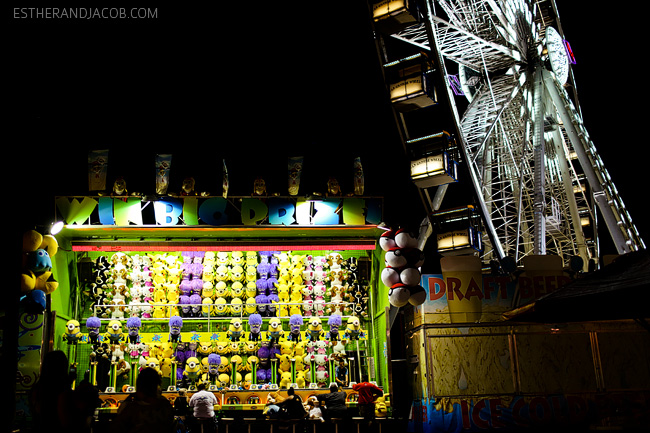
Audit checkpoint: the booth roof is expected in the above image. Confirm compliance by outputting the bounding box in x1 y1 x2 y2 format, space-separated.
503 250 650 324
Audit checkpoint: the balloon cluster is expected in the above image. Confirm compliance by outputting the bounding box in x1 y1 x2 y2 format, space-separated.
379 228 426 307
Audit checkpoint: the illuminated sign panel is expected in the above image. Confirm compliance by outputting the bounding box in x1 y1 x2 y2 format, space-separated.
55 196 382 227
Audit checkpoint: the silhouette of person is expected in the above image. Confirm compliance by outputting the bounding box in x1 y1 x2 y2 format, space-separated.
30 350 76 432
111 367 175 433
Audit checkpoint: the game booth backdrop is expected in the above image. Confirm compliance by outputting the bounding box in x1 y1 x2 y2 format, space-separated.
15 156 407 429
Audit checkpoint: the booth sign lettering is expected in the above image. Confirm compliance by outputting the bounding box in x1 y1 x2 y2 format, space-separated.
55 196 382 227
416 273 573 322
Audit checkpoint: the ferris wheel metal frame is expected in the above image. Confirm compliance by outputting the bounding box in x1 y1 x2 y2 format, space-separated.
369 0 645 269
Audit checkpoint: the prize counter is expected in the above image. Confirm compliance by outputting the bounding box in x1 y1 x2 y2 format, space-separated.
95 386 388 417
31 197 394 422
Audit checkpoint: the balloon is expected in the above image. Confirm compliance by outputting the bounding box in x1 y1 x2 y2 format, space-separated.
408 286 427 306
400 267 421 286
381 267 401 287
379 230 397 252
388 283 410 307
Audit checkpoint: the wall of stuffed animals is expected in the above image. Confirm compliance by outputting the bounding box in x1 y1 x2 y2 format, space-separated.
60 248 384 393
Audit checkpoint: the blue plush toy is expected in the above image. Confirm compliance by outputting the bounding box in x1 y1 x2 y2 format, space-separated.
127 316 142 344
248 313 263 341
208 353 222 382
255 294 269 316
26 249 52 273
86 316 102 344
168 315 183 343
288 314 303 342
327 314 343 341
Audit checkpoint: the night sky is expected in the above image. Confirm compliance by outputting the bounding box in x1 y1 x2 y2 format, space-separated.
8 2 648 252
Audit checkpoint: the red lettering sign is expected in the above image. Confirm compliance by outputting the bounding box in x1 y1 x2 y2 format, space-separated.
447 277 463 300
428 277 446 301
465 278 484 300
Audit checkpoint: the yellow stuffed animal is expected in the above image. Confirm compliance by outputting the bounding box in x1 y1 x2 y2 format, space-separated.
295 370 307 388
146 357 162 376
276 354 292 372
218 373 230 387
375 394 388 418
21 230 59 294
279 371 292 389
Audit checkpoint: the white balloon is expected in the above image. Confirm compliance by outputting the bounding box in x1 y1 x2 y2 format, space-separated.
379 231 396 252
381 267 401 287
385 248 407 268
408 286 426 306
388 284 410 307
400 267 421 286
395 230 418 249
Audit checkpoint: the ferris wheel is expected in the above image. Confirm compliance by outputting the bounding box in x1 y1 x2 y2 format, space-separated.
369 0 645 268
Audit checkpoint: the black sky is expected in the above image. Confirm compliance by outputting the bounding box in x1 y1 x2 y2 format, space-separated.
8 2 648 251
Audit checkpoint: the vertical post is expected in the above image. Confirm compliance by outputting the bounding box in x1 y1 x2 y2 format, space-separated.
170 361 176 388
532 66 547 255
271 359 278 385
110 362 117 389
356 340 362 381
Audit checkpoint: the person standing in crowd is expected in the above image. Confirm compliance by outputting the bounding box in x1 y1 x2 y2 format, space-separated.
174 388 189 418
188 382 219 432
30 350 76 432
317 383 348 422
278 387 307 419
111 367 175 433
352 377 383 422
335 359 348 387
173 388 190 432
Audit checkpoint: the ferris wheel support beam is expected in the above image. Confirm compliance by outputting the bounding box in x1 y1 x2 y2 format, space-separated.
532 66 546 255
549 127 590 267
542 70 632 254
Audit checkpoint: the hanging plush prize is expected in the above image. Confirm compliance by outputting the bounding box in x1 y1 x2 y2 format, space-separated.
21 230 59 295
353 157 364 195
288 314 303 342
63 320 82 344
180 177 197 196
287 156 303 196
326 177 341 197
88 149 109 193
168 315 183 343
127 316 142 344
326 314 342 341
208 354 222 381
111 176 128 197
155 154 172 195
253 177 267 196
227 317 243 342
106 320 124 344
223 159 229 199
248 313 263 341
86 316 102 344
380 228 427 307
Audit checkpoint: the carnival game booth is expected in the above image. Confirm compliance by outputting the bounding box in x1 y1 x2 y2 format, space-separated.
28 194 392 424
